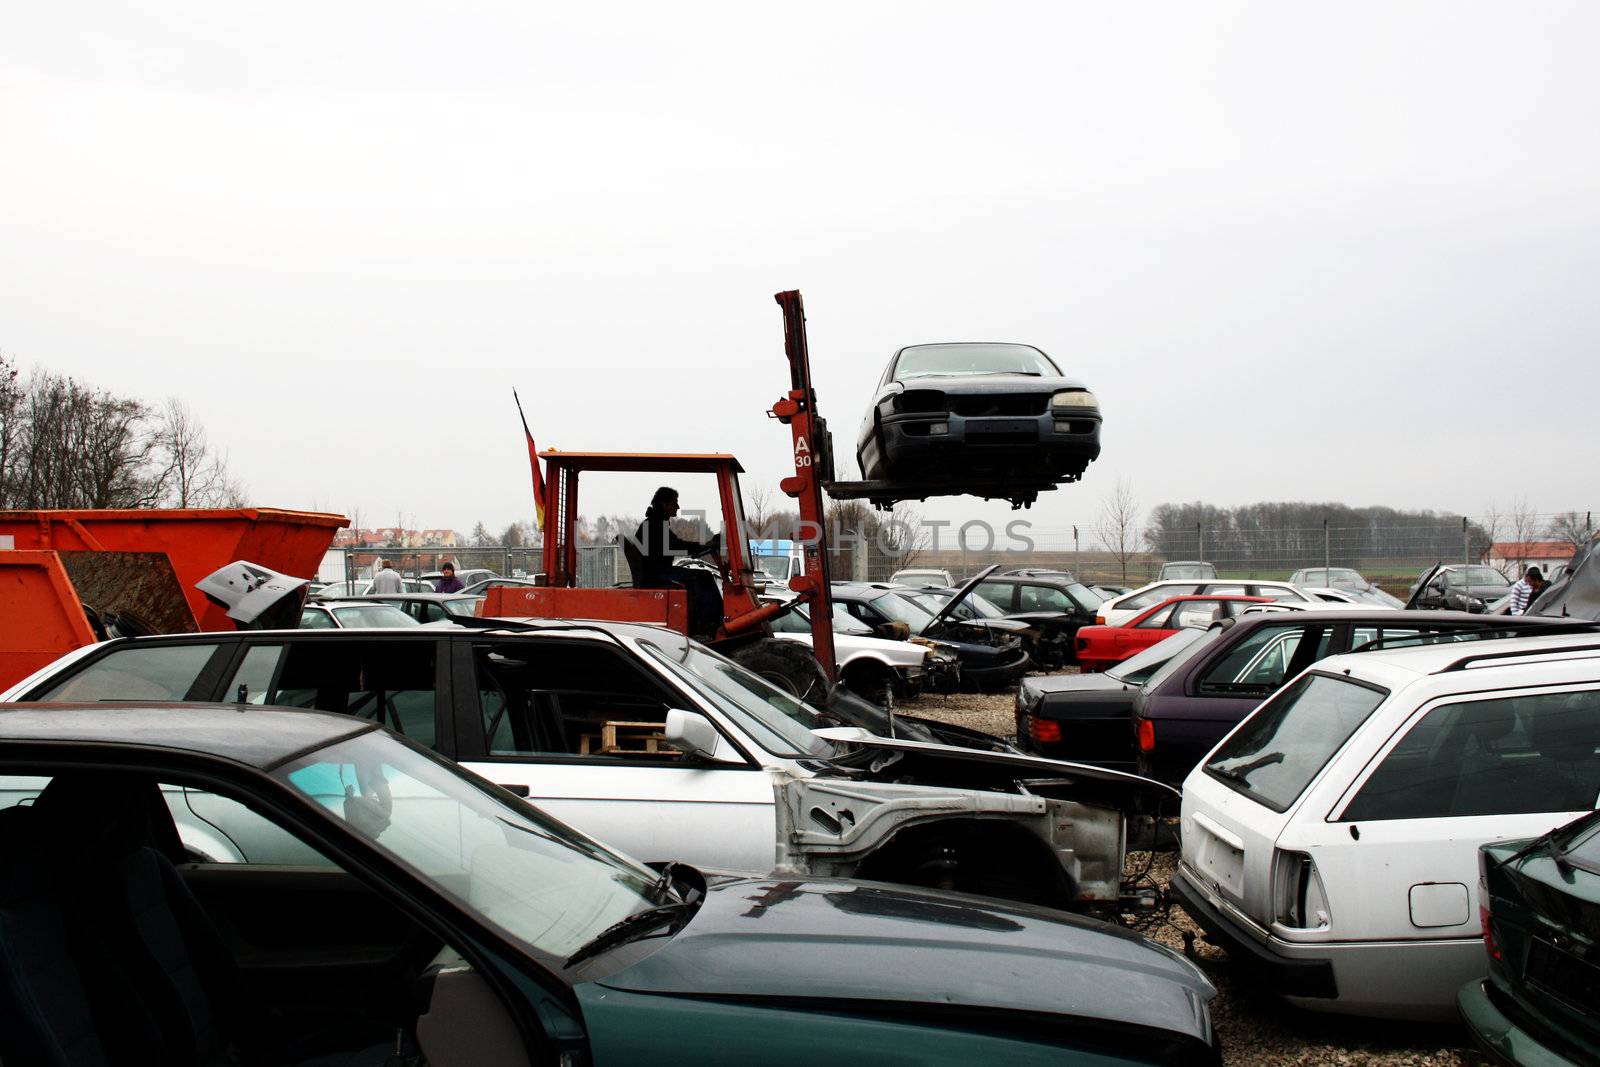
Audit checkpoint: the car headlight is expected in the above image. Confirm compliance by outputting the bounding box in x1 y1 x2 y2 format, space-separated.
1051 390 1098 409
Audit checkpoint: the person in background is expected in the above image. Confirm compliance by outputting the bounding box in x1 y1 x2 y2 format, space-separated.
1509 565 1546 615
434 562 464 594
370 558 404 594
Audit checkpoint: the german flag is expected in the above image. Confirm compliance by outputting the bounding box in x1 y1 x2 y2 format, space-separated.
513 390 545 531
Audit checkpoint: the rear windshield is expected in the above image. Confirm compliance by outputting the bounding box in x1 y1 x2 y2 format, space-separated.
1204 673 1389 813
1108 628 1201 685
1138 623 1227 690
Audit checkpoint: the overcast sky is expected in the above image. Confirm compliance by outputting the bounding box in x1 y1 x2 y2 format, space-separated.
3 2 1596 544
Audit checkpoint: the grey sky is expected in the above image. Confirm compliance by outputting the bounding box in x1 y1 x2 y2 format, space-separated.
3 2 1596 542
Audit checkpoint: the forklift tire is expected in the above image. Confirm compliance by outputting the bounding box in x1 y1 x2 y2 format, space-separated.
731 640 829 704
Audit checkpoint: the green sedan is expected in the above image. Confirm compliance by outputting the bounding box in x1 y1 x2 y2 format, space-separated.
1459 810 1600 1065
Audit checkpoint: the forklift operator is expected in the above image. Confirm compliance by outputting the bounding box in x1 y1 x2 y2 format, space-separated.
633 486 723 638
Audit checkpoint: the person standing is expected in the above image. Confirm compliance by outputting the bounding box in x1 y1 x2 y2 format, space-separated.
1509 565 1545 615
434 562 464 593
369 559 404 594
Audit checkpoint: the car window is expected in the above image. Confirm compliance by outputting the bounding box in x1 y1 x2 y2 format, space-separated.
1124 585 1198 610
1019 585 1073 613
1196 624 1332 695
329 605 420 628
1342 690 1600 822
1350 626 1423 651
299 609 336 629
1136 605 1177 629
224 640 439 749
767 607 808 634
1202 584 1247 596
1171 601 1226 629
975 582 1016 611
36 643 224 702
472 639 694 761
1205 673 1389 813
1248 585 1300 602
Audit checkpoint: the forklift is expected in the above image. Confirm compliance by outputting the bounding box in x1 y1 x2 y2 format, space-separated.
480 292 844 699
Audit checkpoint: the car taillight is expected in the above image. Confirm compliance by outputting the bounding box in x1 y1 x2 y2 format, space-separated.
1481 904 1501 961
1030 718 1062 743
1095 615 1105 625
1136 718 1155 752
1274 850 1332 930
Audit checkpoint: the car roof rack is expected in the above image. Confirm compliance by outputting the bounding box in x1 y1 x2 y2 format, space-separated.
1350 620 1600 654
1438 632 1600 673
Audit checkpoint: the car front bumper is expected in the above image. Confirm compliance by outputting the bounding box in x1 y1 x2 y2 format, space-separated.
1458 979 1581 1067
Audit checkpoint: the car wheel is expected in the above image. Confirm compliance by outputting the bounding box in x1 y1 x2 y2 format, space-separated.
730 639 829 703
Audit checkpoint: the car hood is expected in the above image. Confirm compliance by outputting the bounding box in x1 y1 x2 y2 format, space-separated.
595 876 1212 1041
811 728 1178 804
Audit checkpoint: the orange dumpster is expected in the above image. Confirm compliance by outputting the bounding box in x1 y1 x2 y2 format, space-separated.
0 508 345 633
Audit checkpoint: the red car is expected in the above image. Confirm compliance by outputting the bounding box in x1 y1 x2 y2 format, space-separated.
1073 595 1269 671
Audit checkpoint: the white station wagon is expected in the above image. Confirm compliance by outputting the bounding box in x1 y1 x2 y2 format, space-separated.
1172 630 1600 1020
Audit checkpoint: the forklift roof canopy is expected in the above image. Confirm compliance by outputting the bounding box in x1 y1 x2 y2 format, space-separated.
537 451 744 473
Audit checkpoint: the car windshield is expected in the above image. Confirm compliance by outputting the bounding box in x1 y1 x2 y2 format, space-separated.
1358 587 1405 608
1558 813 1600 873
1162 564 1216 580
783 602 874 636
867 591 938 634
330 605 421 628
273 730 659 962
754 555 793 581
1297 568 1363 587
1445 567 1510 589
893 343 1059 380
1063 582 1107 609
637 641 835 759
1204 673 1389 813
442 598 483 617
1108 628 1202 684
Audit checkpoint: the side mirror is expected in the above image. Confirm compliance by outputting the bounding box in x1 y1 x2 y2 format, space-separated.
664 709 722 761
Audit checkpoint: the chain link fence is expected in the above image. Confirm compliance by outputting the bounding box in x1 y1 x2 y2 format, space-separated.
330 544 619 590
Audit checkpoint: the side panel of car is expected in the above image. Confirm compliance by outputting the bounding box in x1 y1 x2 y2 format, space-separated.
450 635 780 872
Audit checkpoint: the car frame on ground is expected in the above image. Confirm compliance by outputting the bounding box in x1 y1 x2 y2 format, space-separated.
1097 579 1319 627
0 704 1220 1066
1173 629 1600 1021
854 342 1102 500
1458 809 1600 1062
3 622 1172 915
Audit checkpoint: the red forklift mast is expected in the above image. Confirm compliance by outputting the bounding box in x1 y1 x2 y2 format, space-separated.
770 290 839 683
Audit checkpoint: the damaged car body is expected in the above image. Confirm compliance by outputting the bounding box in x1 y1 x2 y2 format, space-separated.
4 622 1174 915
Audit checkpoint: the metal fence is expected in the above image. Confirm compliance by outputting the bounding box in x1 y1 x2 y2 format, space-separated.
849 516 1595 593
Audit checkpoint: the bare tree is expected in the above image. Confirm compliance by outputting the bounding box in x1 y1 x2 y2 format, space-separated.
743 480 775 540
1483 498 1542 577
1548 511 1596 547
470 521 493 547
499 522 530 548
1095 478 1142 583
0 353 20 506
151 398 245 507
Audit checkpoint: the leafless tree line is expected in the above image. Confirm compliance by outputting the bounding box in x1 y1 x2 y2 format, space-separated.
0 354 245 510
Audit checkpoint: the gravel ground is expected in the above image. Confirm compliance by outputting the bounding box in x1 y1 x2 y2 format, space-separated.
898 681 1492 1066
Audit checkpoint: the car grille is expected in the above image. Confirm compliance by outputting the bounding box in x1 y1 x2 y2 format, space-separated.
949 394 1048 417
896 390 947 413
1527 937 1600 1012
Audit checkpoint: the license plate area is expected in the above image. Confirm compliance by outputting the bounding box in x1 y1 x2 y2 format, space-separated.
1527 937 1600 1013
1191 813 1245 898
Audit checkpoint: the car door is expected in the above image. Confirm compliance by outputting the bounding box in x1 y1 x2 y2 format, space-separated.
453 635 778 872
1287 686 1600 957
